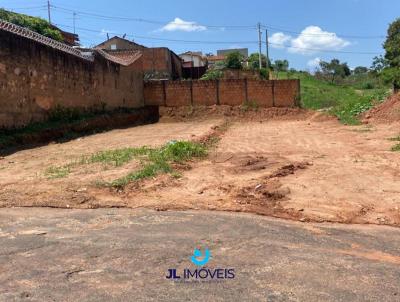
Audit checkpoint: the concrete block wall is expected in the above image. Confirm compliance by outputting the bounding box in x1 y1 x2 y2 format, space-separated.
144 79 300 107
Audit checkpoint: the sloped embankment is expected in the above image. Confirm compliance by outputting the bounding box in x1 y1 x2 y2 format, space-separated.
363 94 400 123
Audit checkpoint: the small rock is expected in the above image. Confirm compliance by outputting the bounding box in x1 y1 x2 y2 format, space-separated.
255 184 263 190
298 208 304 212
300 218 306 222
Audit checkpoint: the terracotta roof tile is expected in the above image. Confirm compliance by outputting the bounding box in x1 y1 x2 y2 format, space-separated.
0 20 92 61
96 49 142 66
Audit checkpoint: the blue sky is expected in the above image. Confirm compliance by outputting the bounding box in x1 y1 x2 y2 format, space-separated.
1 0 399 70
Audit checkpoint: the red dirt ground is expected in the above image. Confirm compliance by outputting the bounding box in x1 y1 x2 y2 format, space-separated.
362 93 400 123
1 107 399 226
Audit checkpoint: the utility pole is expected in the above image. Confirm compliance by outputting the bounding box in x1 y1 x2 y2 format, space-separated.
47 0 51 24
258 22 262 69
73 12 77 34
265 29 270 76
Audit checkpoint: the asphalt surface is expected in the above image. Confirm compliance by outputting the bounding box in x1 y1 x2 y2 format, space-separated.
0 208 399 302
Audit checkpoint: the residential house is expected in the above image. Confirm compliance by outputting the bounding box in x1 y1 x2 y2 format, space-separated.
179 51 207 68
207 55 226 68
95 36 182 80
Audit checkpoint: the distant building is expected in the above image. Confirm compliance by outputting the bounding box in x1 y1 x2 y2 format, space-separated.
95 36 182 80
217 48 248 58
207 55 226 68
95 36 146 51
179 51 207 67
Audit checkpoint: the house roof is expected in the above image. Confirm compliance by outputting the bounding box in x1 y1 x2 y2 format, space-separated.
179 51 204 58
0 20 142 67
207 55 225 62
94 36 147 50
96 49 142 66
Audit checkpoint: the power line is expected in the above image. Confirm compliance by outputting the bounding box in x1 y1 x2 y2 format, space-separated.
50 4 256 30
55 23 382 55
49 4 384 38
54 23 259 44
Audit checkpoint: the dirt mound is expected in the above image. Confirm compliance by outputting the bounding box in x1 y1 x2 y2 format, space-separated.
362 94 400 123
159 105 313 122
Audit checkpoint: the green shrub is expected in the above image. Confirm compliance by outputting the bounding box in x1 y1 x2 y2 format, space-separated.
200 70 223 80
0 8 63 41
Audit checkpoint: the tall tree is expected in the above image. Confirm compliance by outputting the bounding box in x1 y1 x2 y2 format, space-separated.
319 59 350 83
353 66 369 75
274 60 289 72
224 51 244 69
382 18 400 89
273 59 289 78
370 55 388 74
248 53 271 69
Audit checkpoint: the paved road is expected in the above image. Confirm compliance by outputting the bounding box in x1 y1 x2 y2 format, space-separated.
0 208 399 302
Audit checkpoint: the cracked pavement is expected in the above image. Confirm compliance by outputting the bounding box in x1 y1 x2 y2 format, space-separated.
0 208 399 301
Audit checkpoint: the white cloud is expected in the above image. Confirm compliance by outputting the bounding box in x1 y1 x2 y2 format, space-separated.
307 57 321 69
159 18 206 32
289 26 350 55
269 32 292 48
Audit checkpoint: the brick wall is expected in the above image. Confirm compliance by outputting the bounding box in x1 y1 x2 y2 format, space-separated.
0 30 144 128
144 79 300 107
192 81 217 106
142 48 182 80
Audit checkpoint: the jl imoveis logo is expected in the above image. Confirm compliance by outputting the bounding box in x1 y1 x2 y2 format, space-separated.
166 247 235 282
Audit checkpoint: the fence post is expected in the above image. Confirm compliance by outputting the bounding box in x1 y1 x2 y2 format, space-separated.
216 79 220 105
272 80 275 107
162 80 167 106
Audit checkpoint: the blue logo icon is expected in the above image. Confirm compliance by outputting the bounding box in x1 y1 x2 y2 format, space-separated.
191 248 211 266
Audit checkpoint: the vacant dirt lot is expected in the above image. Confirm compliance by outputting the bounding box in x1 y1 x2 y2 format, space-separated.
1 108 399 226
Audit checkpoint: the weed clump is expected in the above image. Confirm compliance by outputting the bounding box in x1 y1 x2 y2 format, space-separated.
111 141 207 187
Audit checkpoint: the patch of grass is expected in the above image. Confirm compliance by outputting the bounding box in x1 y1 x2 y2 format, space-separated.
87 146 151 166
391 143 400 152
111 141 207 188
45 140 208 187
45 166 70 179
279 71 390 125
389 135 400 141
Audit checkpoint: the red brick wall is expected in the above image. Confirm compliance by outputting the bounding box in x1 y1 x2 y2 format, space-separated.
274 80 300 107
218 79 246 106
142 48 170 73
165 81 191 106
247 80 274 107
144 81 164 106
144 79 300 107
0 30 144 128
192 81 217 106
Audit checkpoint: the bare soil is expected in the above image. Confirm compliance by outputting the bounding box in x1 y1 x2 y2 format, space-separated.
362 93 400 123
1 107 399 226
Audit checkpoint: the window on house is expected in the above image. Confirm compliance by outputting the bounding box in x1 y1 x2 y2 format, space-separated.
110 44 117 50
